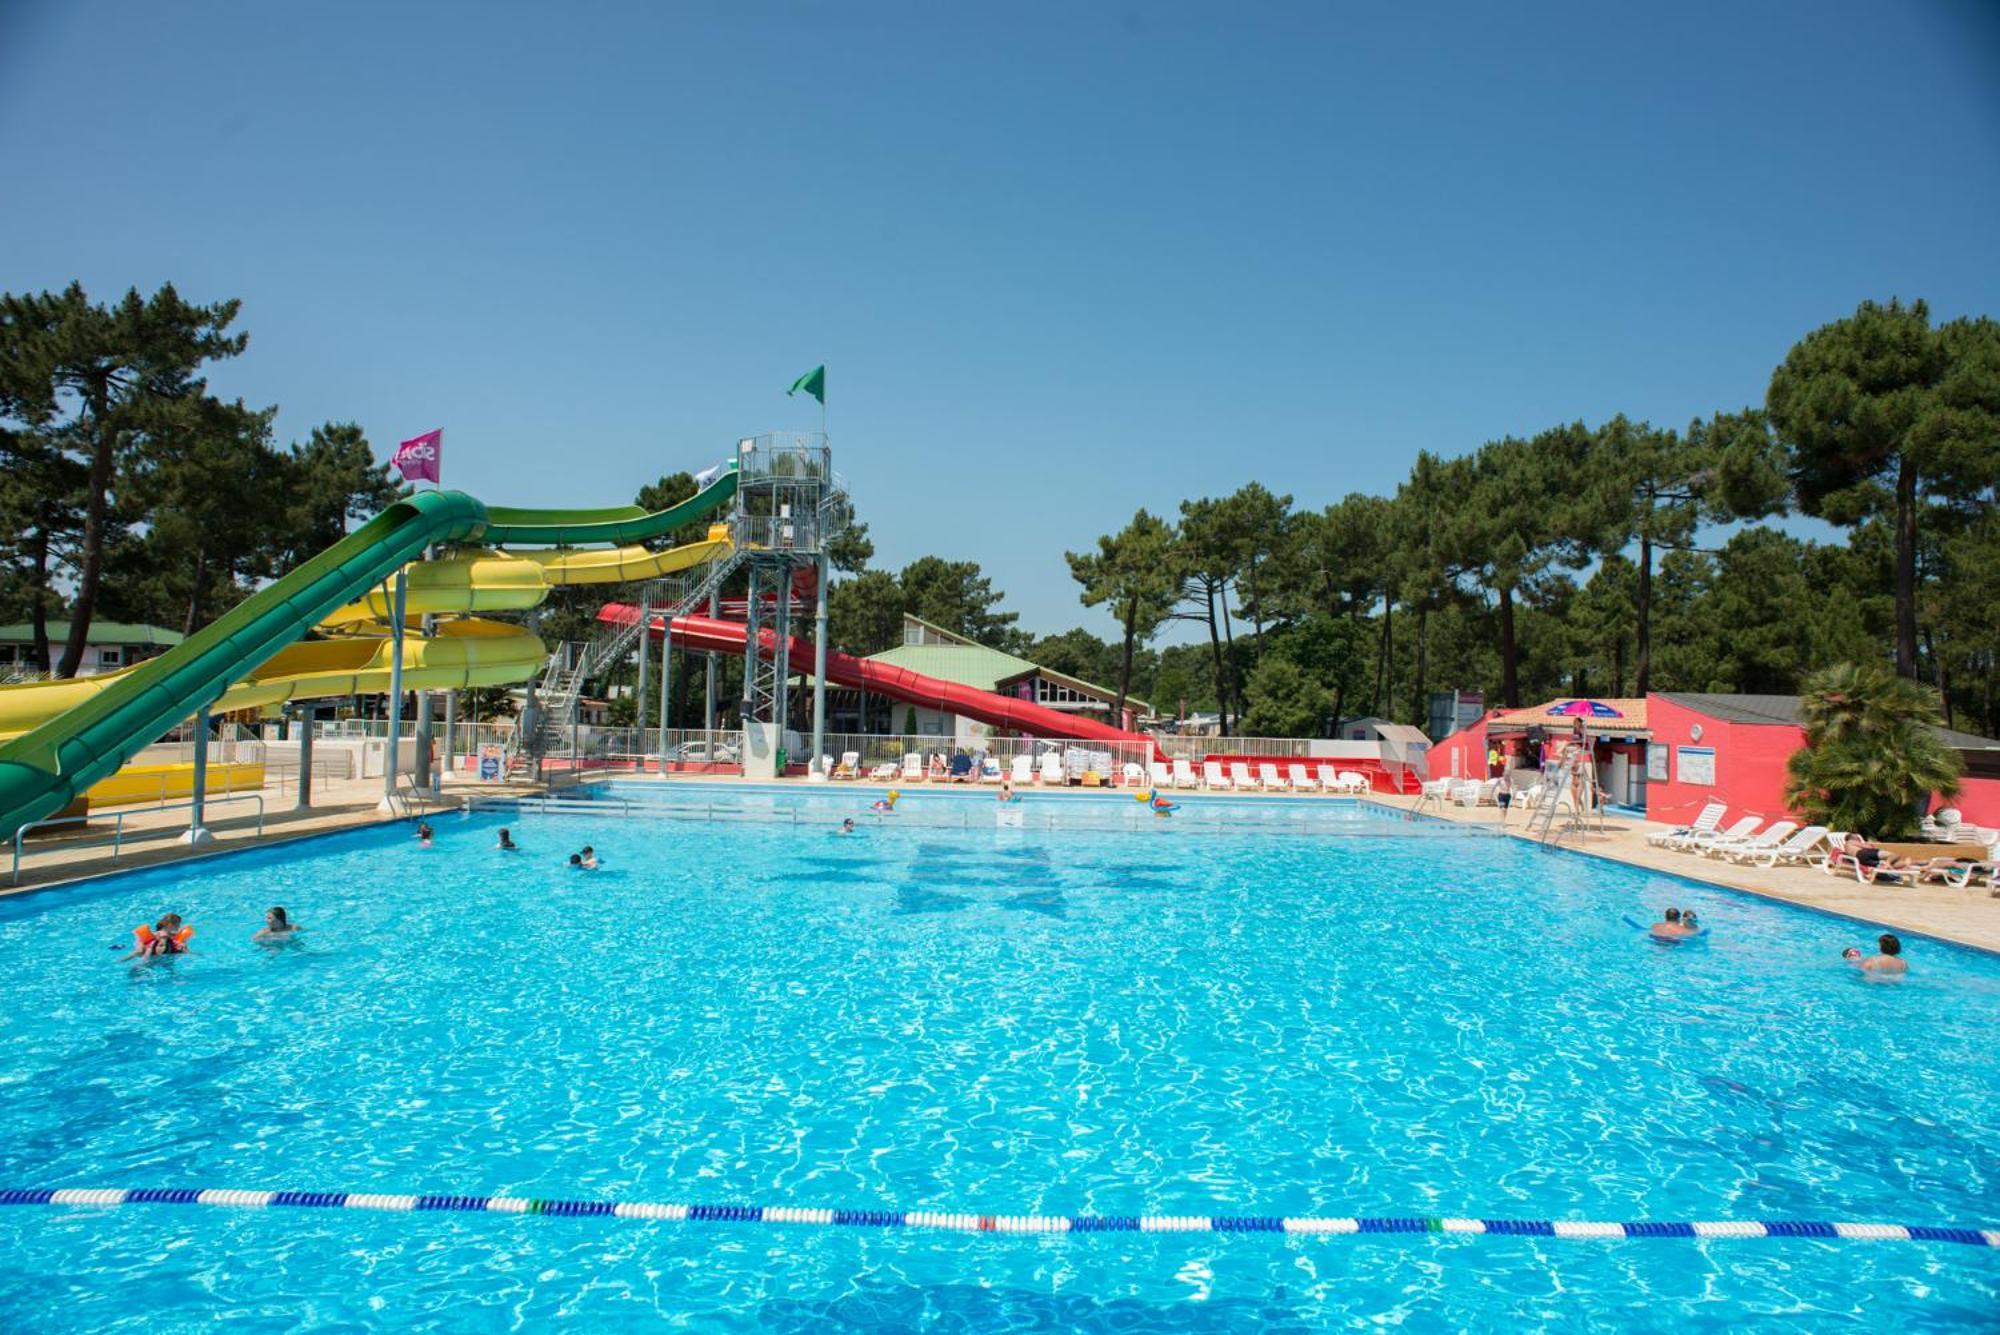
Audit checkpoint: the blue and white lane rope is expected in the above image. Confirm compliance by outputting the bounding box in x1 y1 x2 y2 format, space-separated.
0 1191 1995 1246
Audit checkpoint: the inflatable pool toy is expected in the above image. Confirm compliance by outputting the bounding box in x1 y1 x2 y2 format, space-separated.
1136 788 1178 817
870 789 901 813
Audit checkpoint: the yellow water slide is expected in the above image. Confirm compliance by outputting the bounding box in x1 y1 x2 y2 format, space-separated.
0 619 547 745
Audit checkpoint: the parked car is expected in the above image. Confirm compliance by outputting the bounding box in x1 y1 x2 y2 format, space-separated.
675 740 741 763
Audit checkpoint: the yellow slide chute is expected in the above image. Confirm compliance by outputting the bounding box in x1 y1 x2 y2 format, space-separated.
318 528 733 627
0 620 547 745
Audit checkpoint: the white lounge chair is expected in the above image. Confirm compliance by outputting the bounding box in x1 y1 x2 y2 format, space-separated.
1735 825 1830 869
901 752 923 782
1149 760 1173 789
1707 820 1797 861
978 755 1004 783
867 760 897 781
833 751 860 779
1010 754 1035 785
1647 800 1725 848
1257 762 1289 791
1039 752 1065 785
1173 758 1199 789
1676 815 1760 853
1288 763 1319 792
1203 761 1231 790
1335 770 1369 795
1229 762 1257 790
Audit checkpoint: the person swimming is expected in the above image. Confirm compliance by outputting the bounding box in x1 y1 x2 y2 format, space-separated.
252 906 301 943
122 913 192 961
417 821 435 847
496 828 518 851
837 817 857 836
998 780 1015 803
1647 907 1696 942
580 845 599 870
568 853 584 870
1859 933 1908 978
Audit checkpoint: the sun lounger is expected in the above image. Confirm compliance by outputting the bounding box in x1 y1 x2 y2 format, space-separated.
1202 761 1231 790
1148 760 1173 789
1732 825 1829 868
978 755 1003 783
1011 755 1034 785
1039 752 1064 785
1707 820 1798 861
1670 815 1758 852
1288 763 1319 792
867 761 897 781
1229 762 1257 790
833 751 860 779
947 753 975 782
1647 800 1725 848
900 753 923 782
1173 758 1198 789
1257 763 1289 791
1335 770 1369 795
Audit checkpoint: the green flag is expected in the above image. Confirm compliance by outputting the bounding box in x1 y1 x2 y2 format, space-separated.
787 365 825 405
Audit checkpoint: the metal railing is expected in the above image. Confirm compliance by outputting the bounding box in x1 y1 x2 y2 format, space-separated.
11 793 266 884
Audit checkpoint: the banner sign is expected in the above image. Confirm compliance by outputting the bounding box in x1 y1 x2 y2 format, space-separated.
393 429 442 484
477 742 507 782
1676 746 1716 786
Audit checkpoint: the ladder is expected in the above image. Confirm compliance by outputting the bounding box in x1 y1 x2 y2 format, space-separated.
1532 749 1607 845
519 549 745 771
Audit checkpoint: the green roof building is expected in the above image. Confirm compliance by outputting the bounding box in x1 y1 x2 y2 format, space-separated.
0 621 183 677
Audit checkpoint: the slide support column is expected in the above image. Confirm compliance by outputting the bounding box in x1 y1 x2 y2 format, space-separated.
658 605 674 774
811 550 828 776
380 567 409 810
295 705 314 811
635 592 650 764
704 589 718 732
179 708 214 846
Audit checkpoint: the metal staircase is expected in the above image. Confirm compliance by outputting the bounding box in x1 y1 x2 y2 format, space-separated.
519 549 745 771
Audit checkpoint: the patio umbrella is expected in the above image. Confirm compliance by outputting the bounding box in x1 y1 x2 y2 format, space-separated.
1547 699 1623 718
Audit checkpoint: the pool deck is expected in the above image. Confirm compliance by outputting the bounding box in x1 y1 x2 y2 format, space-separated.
8 771 1996 953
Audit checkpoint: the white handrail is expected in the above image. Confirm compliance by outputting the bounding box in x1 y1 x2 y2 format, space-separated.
12 793 266 884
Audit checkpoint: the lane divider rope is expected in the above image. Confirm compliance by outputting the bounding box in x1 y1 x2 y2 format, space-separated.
0 1190 1994 1246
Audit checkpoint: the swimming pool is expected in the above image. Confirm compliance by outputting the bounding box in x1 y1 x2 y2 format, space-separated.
0 783 1993 1330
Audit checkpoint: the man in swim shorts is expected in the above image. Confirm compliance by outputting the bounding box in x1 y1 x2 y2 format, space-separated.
1860 934 1908 977
1648 907 1695 941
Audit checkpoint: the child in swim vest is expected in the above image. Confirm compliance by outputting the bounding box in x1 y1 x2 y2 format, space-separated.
123 914 193 960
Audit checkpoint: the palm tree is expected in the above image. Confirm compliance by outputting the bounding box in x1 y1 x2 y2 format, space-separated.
1785 663 1961 838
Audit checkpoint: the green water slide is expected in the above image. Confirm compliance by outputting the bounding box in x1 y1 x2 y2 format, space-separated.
482 465 737 545
0 464 739 837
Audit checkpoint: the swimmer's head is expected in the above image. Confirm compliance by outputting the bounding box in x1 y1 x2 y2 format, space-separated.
266 907 289 929
1842 947 1862 960
581 846 594 856
157 913 182 933
1664 908 1681 923
1682 911 1699 928
569 853 583 866
841 818 855 831
1879 934 1902 957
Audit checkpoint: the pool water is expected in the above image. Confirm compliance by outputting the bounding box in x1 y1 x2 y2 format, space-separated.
0 784 1994 1330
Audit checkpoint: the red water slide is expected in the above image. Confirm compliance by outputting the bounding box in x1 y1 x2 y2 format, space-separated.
599 604 1160 756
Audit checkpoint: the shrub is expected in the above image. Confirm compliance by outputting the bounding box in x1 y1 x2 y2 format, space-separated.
1783 662 1961 838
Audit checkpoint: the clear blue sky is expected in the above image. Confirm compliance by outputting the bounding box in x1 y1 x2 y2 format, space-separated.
3 2 1996 639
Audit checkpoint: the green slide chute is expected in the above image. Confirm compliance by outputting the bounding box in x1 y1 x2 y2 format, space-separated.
0 463 740 837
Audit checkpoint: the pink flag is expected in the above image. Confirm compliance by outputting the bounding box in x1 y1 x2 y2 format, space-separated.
392 429 442 484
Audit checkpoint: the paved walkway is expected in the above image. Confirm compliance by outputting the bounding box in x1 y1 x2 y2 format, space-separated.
1392 794 2000 954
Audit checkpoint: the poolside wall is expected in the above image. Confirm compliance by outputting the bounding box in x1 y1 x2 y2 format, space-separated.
1643 695 1800 825
1426 714 1493 781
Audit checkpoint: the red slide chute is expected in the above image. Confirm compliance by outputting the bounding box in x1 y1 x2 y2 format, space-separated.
599 604 1159 757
